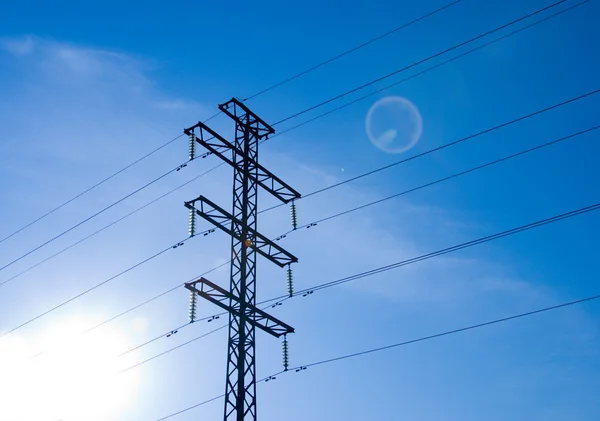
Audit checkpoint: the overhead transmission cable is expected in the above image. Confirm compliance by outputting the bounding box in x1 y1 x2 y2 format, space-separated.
0 236 191 339
0 164 222 288
162 0 592 223
117 198 600 373
156 292 600 420
19 119 599 360
271 1 585 142
0 0 583 279
272 0 573 125
0 1 459 247
243 0 463 100
0 160 191 274
184 0 591 208
27 259 231 361
20 100 599 357
278 125 600 234
0 133 184 245
5 66 596 288
264 87 600 212
3 0 592 345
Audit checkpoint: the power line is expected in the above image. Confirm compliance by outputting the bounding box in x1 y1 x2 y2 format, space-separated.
21 119 596 360
1 1 455 247
186 0 589 200
0 164 223 288
282 125 600 234
271 0 589 141
119 199 600 373
0 160 192 276
7 82 595 293
37 120 598 358
298 294 600 368
156 292 600 420
264 86 600 213
118 324 227 374
27 260 230 361
0 236 190 339
272 0 573 126
4 0 590 357
243 0 463 101
157 393 225 421
2 0 582 285
9 66 589 284
0 134 185 246
297 203 600 294
107 261 230 358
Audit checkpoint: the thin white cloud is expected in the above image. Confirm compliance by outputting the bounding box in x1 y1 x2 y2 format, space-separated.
0 35 36 56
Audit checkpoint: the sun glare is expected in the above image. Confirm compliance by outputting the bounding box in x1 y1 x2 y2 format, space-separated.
0 317 139 421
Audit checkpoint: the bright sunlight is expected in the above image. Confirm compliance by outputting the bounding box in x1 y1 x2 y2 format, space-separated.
0 317 139 421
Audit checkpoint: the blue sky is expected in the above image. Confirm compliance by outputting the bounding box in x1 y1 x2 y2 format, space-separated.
0 0 599 420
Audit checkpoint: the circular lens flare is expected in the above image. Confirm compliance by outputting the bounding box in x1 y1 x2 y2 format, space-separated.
366 96 423 153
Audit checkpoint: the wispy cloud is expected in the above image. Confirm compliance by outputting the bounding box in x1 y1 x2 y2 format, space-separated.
0 35 36 56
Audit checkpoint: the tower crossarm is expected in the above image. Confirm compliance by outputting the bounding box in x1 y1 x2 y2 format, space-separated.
185 277 294 337
184 121 300 203
185 195 298 267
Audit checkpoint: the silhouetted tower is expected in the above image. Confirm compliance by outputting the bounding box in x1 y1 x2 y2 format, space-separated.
184 98 300 421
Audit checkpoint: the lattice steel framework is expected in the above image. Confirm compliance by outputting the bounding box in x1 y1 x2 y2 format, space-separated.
184 98 300 421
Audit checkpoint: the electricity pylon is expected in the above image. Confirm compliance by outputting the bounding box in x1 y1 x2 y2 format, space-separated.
183 98 300 421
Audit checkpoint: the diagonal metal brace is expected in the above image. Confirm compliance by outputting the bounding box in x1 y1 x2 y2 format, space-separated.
184 121 300 203
184 195 298 267
185 277 294 337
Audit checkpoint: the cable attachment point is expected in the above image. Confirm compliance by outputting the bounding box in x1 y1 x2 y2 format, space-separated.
189 132 196 161
189 290 198 323
189 208 196 237
286 265 294 297
290 200 298 230
282 334 289 371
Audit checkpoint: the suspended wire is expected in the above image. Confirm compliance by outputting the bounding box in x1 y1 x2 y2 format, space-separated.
72 1 600 413
0 134 185 246
117 199 600 374
0 164 223 288
272 0 572 126
7 78 593 291
118 324 228 375
156 292 600 420
298 294 600 369
271 0 589 142
118 298 278 373
299 203 600 295
175 0 589 208
156 371 278 420
156 393 225 421
5 0 590 360
27 260 230 361
2 0 584 285
262 86 600 213
243 0 463 101
281 125 600 235
0 236 191 339
41 121 598 358
0 160 191 275
0 1 456 248
4 0 585 280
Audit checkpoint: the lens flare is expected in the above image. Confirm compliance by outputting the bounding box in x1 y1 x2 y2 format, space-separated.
366 96 423 153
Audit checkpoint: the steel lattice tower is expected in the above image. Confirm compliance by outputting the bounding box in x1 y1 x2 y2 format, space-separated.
184 98 300 421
